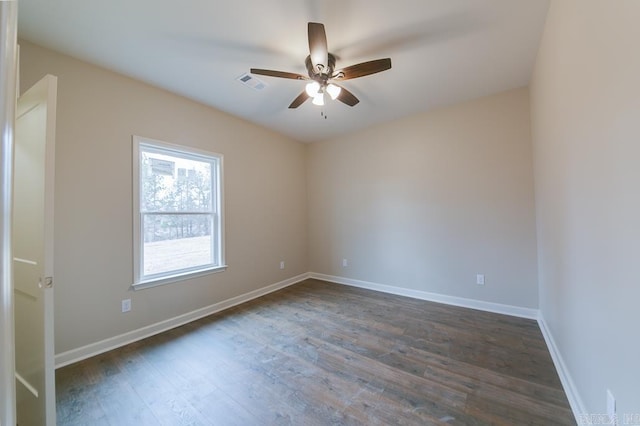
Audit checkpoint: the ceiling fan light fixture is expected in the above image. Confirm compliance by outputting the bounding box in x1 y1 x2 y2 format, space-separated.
305 81 321 97
326 83 341 100
312 92 325 106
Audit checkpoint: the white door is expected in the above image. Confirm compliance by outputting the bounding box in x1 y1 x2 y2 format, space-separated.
14 74 57 426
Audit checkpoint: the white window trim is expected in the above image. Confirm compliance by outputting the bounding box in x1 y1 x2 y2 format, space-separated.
132 135 226 290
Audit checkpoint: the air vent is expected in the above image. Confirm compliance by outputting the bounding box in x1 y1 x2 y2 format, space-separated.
237 73 266 90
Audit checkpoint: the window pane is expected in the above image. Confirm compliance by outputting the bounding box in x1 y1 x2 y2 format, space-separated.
143 214 214 276
141 150 212 213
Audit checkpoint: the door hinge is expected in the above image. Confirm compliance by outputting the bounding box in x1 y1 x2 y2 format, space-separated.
44 276 53 288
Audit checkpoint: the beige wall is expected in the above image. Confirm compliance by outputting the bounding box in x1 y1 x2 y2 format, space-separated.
308 88 538 308
530 0 640 415
19 41 308 354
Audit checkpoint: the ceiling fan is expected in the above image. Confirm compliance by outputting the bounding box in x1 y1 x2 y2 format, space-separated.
250 22 392 109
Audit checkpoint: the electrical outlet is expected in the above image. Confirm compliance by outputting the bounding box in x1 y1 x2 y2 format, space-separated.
607 389 616 425
121 299 131 313
342 258 348 267
279 261 285 270
476 274 485 285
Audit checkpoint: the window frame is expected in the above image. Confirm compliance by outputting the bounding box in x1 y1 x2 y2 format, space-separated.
132 135 226 289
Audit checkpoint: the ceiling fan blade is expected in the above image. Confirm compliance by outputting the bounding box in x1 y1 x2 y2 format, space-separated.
335 85 360 107
288 91 310 108
333 58 392 81
250 69 307 80
308 22 328 72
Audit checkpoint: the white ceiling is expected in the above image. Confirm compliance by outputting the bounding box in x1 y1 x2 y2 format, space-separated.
17 0 549 143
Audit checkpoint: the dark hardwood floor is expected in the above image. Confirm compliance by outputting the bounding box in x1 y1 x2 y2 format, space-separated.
56 279 574 425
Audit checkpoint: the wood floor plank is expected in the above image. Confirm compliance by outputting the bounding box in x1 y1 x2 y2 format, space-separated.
111 345 212 425
239 287 566 410
56 279 575 425
215 304 470 418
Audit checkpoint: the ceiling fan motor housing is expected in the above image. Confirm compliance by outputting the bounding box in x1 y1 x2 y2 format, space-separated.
306 53 337 83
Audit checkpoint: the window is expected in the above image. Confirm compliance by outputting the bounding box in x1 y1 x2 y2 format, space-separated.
133 136 224 288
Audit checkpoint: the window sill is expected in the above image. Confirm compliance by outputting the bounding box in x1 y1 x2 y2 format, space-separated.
132 265 228 291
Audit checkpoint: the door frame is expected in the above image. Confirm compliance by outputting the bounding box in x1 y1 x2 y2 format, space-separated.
0 2 18 425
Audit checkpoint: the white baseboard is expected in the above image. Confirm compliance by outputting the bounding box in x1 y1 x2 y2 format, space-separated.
55 273 310 368
309 272 539 320
537 314 586 423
